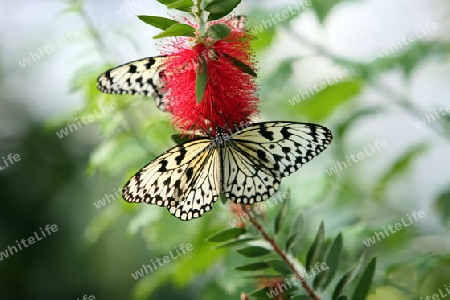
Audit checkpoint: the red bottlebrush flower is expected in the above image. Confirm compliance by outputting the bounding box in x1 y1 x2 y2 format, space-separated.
161 18 259 135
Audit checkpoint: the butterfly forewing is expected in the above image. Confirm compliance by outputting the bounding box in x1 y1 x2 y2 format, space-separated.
229 122 333 177
97 56 168 110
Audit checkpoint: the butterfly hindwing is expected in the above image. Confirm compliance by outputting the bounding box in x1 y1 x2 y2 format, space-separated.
97 56 168 110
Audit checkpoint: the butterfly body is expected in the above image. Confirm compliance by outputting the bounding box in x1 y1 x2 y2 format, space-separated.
123 122 332 220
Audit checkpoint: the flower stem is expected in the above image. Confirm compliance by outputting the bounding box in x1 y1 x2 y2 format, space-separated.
242 205 321 300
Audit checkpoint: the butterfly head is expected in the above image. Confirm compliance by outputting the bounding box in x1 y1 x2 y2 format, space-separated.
212 127 231 146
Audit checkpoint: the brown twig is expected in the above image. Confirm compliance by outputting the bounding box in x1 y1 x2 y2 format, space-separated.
242 205 321 300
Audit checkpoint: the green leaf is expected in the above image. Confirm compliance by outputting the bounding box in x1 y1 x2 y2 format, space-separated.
310 0 346 23
263 58 297 94
236 246 271 258
206 24 231 40
219 193 228 204
285 231 301 254
306 221 325 272
247 287 273 298
205 0 241 21
214 237 255 249
434 189 450 227
337 296 348 300
157 0 178 4
196 59 208 104
153 23 195 39
336 106 384 139
206 227 247 242
290 80 362 121
171 134 192 145
374 143 429 201
322 233 343 289
351 258 377 300
166 0 194 12
137 15 179 30
266 259 292 275
224 54 257 77
332 253 366 300
274 190 290 234
235 262 270 271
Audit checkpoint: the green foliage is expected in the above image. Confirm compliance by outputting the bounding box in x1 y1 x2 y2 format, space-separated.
42 0 450 299
153 23 196 39
196 58 208 103
205 0 241 21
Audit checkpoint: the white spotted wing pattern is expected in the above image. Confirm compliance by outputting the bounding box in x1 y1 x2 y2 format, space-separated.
122 122 332 221
97 56 168 110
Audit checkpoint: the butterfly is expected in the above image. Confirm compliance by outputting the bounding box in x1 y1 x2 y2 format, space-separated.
122 121 332 221
96 16 249 111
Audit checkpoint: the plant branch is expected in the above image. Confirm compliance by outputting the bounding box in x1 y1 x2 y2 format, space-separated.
242 205 321 300
284 25 449 141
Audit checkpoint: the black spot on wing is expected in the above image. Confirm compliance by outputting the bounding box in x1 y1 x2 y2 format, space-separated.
258 124 274 141
129 65 137 73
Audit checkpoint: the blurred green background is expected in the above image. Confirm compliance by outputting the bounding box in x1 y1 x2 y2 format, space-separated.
1 0 449 299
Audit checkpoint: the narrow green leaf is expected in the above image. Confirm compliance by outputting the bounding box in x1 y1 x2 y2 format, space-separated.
265 259 292 275
235 262 270 271
351 258 377 300
157 0 178 4
196 59 208 104
236 246 271 258
285 231 301 253
332 253 366 300
274 191 290 234
224 54 257 77
337 296 348 300
305 222 325 272
171 134 191 145
219 193 228 205
153 23 195 39
291 80 362 121
137 15 179 30
206 227 247 242
434 189 450 227
206 23 231 40
374 143 429 201
247 287 273 298
289 212 304 237
166 0 194 12
332 273 352 300
214 237 255 249
205 0 241 21
322 233 343 289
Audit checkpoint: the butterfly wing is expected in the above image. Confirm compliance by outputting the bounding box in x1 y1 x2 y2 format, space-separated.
221 122 333 204
230 15 248 31
97 56 168 110
122 138 221 221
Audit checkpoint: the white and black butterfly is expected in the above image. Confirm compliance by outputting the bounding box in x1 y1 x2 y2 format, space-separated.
122 122 332 221
96 16 249 111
